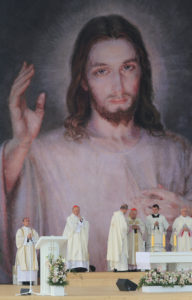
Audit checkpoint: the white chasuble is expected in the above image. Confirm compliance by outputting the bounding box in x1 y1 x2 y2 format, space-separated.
107 211 128 271
15 226 39 282
171 215 192 271
63 214 89 270
171 216 192 251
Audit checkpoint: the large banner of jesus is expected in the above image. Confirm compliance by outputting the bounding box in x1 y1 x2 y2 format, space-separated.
0 0 192 283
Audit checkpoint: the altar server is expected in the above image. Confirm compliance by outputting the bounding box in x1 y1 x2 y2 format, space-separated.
107 204 129 271
128 208 145 270
146 204 169 252
15 217 39 285
63 205 89 272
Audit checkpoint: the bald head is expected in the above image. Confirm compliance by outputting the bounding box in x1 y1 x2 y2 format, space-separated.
181 207 188 217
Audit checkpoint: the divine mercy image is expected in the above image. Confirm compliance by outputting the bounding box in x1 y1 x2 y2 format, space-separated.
0 0 192 288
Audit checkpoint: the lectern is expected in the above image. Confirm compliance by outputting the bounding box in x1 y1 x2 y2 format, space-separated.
36 236 67 295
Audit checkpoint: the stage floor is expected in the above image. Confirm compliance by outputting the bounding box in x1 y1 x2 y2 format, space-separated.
1 272 192 299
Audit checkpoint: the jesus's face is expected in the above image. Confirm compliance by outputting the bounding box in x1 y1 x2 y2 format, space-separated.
84 38 141 122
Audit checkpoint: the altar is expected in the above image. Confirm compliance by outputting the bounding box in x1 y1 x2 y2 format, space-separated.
136 252 192 271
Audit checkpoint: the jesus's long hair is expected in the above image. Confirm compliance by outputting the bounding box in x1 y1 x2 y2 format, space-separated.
64 14 164 139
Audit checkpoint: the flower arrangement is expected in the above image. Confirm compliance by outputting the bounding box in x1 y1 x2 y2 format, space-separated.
47 254 68 286
138 269 192 289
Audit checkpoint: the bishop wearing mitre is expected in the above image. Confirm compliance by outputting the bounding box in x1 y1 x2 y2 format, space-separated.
15 217 39 285
146 204 169 252
63 205 89 272
128 208 145 270
107 204 129 272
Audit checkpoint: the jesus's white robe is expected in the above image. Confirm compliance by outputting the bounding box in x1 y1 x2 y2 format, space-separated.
107 210 129 271
127 217 145 269
63 214 89 270
0 128 192 282
15 226 39 283
171 215 192 271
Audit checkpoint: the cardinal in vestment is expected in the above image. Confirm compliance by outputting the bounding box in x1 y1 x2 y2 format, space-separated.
128 208 145 270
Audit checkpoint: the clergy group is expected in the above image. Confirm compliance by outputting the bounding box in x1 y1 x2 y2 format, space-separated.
15 204 192 284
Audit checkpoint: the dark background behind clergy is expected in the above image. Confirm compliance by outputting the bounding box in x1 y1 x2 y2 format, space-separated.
0 0 192 144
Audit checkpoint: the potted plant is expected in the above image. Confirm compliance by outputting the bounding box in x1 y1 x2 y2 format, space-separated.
138 269 192 293
47 254 68 296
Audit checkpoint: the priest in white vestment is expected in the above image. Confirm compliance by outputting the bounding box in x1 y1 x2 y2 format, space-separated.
63 205 89 272
1 15 192 282
146 204 169 270
107 204 129 271
171 207 192 271
146 204 169 252
128 208 145 270
15 217 39 285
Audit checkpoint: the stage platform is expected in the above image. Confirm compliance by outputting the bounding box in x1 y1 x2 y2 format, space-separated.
1 272 192 299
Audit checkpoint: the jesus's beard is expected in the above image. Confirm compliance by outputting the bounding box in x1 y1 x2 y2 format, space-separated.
90 93 138 126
